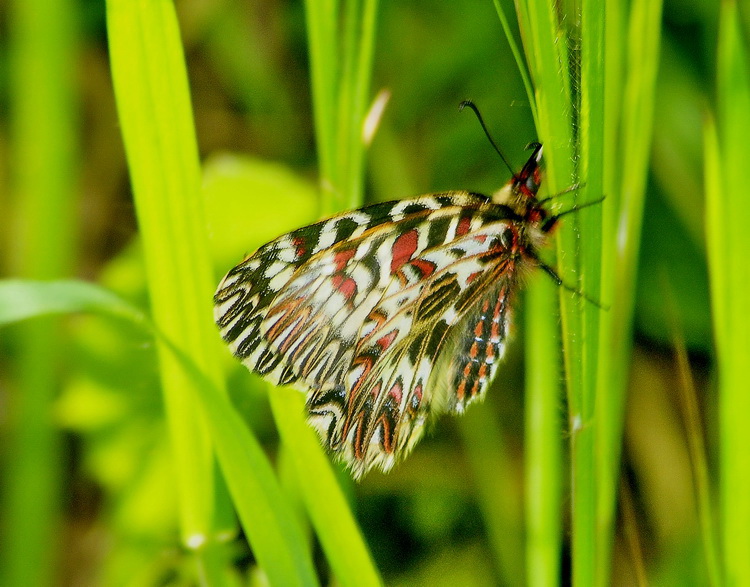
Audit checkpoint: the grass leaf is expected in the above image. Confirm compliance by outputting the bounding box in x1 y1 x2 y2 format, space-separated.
0 278 320 586
710 3 750 583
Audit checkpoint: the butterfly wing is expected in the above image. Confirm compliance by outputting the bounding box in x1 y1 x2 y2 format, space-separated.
320 237 522 476
215 192 528 477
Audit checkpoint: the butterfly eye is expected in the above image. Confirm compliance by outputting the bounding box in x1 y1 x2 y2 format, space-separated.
525 173 540 195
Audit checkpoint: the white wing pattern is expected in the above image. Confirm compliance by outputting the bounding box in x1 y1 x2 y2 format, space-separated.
215 144 550 478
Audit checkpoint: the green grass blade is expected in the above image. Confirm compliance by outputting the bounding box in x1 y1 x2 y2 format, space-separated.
0 280 149 327
270 390 381 587
1 0 76 583
710 3 750 583
517 2 601 584
269 3 383 581
339 0 379 209
596 0 663 582
577 0 606 584
304 0 338 200
0 278 320 586
491 0 537 126
671 324 721 587
524 279 563 587
106 0 229 554
495 5 566 585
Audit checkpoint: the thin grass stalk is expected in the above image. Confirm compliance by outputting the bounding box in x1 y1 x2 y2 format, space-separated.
595 0 663 581
303 0 338 204
0 279 320 585
328 0 379 211
460 401 524 584
491 0 538 126
335 0 361 207
492 4 563 585
344 0 379 209
517 1 601 584
524 278 563 587
594 0 625 577
1 0 76 584
671 329 721 586
710 3 750 582
272 3 347 543
577 0 607 584
270 390 381 587
267 1 382 582
105 0 231 568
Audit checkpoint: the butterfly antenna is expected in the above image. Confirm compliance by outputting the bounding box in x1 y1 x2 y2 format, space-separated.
459 100 516 178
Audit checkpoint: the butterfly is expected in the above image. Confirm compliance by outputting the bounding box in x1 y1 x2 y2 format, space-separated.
214 140 560 479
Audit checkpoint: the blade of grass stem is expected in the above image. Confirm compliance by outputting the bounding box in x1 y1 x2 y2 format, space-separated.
1 1 76 584
517 2 600 585
106 0 232 567
671 318 721 586
0 280 148 326
460 399 524 584
340 0 379 209
578 0 606 584
304 0 338 200
305 0 379 211
524 279 563 587
270 390 381 587
596 0 663 582
270 2 381 581
492 0 538 126
710 3 750 582
0 278 320 586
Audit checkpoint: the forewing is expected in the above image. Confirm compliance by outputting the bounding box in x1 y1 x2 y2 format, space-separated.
214 191 524 477
214 192 489 385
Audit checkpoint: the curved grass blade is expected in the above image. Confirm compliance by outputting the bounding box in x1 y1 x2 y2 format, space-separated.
0 278 320 586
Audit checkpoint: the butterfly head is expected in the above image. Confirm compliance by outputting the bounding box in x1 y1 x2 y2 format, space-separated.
492 142 551 232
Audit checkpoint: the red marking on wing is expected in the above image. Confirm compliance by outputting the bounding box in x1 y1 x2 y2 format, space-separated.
377 330 399 352
388 379 403 404
409 258 436 278
456 380 466 401
391 229 418 273
292 236 306 259
350 355 375 395
478 362 488 380
332 274 358 300
333 248 356 271
265 297 305 338
456 215 472 236
354 418 365 459
277 307 313 353
406 383 423 418
490 293 504 339
368 308 388 329
474 316 485 337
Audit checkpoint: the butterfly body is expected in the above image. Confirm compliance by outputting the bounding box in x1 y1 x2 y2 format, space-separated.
215 143 549 478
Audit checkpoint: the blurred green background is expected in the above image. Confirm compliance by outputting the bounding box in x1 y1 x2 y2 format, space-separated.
0 0 739 585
